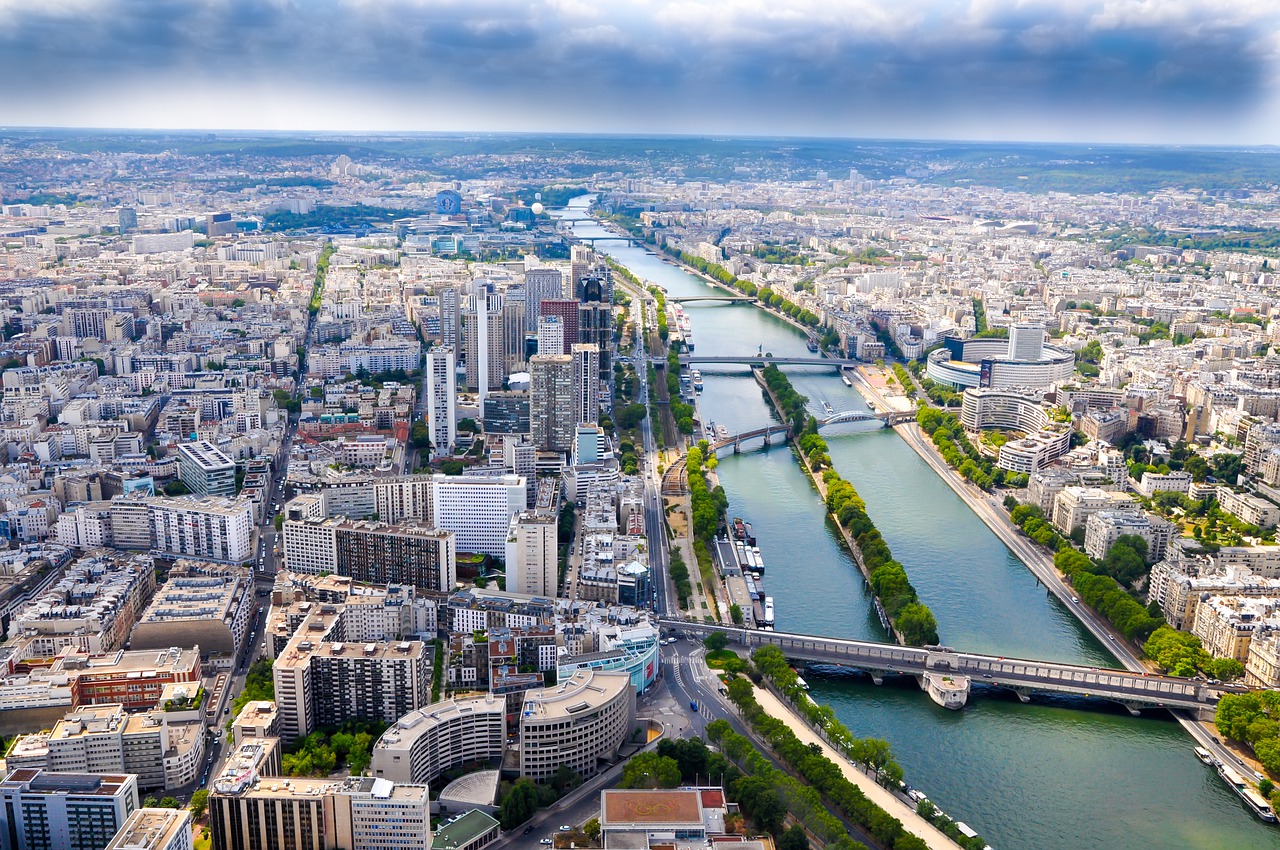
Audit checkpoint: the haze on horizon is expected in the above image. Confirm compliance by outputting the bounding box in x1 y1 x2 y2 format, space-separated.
3 0 1279 146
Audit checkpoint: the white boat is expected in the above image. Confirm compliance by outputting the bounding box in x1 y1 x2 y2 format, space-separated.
1194 746 1214 766
923 672 970 710
841 370 854 387
691 369 704 391
763 596 775 627
1219 762 1278 822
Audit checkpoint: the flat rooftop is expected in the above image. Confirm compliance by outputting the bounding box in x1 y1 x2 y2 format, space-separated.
432 809 500 850
602 789 703 828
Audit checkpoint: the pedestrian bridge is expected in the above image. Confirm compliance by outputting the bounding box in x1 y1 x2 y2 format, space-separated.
662 621 1221 715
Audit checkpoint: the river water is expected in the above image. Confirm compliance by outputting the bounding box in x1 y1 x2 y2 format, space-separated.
556 197 1280 849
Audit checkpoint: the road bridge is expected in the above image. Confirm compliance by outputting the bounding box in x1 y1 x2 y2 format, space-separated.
662 621 1221 715
678 354 859 367
668 295 757 304
573 235 641 247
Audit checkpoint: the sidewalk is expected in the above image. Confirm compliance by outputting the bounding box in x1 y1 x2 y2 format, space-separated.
749 685 960 850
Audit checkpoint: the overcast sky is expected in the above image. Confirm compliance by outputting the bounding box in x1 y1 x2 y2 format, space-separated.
2 0 1278 144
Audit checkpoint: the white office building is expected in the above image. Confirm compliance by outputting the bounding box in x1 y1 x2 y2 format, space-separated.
432 475 526 558
177 440 237 498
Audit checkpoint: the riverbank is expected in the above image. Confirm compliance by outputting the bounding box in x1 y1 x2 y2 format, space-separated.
591 215 819 338
747 684 961 850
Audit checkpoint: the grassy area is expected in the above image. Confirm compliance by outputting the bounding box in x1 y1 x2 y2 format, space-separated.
703 649 739 669
194 829 211 850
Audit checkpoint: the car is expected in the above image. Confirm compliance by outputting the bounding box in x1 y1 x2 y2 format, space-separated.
522 826 534 835
690 701 698 712
982 673 992 679
1070 596 1079 603
1107 635 1116 641
558 825 570 832
539 841 553 846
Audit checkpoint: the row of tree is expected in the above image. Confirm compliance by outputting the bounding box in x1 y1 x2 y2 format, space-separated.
814 448 939 647
668 248 822 327
916 408 1001 490
715 682 951 850
760 364 817 435
1215 691 1280 783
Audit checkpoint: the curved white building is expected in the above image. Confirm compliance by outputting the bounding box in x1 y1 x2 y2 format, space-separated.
518 669 634 781
370 695 506 784
959 387 1070 474
927 326 1074 391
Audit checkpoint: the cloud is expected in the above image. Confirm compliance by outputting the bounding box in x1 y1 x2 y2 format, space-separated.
0 0 1276 142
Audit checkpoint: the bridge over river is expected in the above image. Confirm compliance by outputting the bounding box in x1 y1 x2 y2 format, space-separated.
663 620 1224 716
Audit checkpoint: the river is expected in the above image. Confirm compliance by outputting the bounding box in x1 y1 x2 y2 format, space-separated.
555 197 1280 849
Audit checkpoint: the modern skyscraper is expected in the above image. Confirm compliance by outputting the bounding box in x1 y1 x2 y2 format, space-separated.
571 343 600 426
577 302 612 374
426 346 456 455
462 286 504 402
502 286 528 374
569 245 592 296
529 354 575 453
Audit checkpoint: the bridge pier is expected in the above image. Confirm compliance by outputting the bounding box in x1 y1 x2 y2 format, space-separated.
1118 702 1145 717
733 440 740 455
1012 687 1033 703
868 670 887 686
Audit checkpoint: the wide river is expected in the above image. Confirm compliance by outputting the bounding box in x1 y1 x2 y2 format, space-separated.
555 197 1280 849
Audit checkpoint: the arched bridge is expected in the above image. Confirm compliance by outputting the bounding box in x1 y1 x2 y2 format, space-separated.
668 295 757 304
821 409 918 427
663 621 1224 716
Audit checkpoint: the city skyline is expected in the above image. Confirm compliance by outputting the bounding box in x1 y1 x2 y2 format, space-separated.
2 0 1280 145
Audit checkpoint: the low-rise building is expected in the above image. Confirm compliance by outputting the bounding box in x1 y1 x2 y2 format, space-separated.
104 808 192 850
129 562 254 671
1051 486 1135 535
1215 487 1280 530
1083 510 1177 561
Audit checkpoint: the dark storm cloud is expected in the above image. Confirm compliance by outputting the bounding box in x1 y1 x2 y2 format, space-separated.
0 1 1276 141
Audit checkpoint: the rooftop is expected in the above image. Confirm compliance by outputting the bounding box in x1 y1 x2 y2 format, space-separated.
601 789 703 828
432 809 500 850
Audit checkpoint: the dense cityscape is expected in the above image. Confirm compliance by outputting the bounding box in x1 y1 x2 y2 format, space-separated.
0 129 1280 850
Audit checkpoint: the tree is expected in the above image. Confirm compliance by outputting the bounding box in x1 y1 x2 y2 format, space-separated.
779 824 810 850
497 778 539 829
583 818 601 841
729 604 744 625
703 631 729 651
188 789 209 819
620 751 681 789
157 797 180 809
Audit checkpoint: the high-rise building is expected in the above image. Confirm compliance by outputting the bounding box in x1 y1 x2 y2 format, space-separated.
177 441 236 498
0 770 139 850
283 518 456 592
577 302 612 374
518 670 634 781
523 269 564 332
529 354 575 453
425 346 456 456
536 316 564 356
1008 322 1046 361
272 637 431 741
438 287 459 350
147 496 255 563
431 474 526 558
571 343 601 426
462 286 504 401
373 475 434 525
116 208 138 234
502 286 528 374
480 391 530 435
569 245 592 296
538 300 579 351
505 513 558 597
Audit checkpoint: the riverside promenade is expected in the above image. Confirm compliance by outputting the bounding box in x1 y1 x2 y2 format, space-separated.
747 683 961 850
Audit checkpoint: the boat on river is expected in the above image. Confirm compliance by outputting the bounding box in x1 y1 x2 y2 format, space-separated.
1194 746 1214 766
840 368 854 387
1218 762 1277 822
